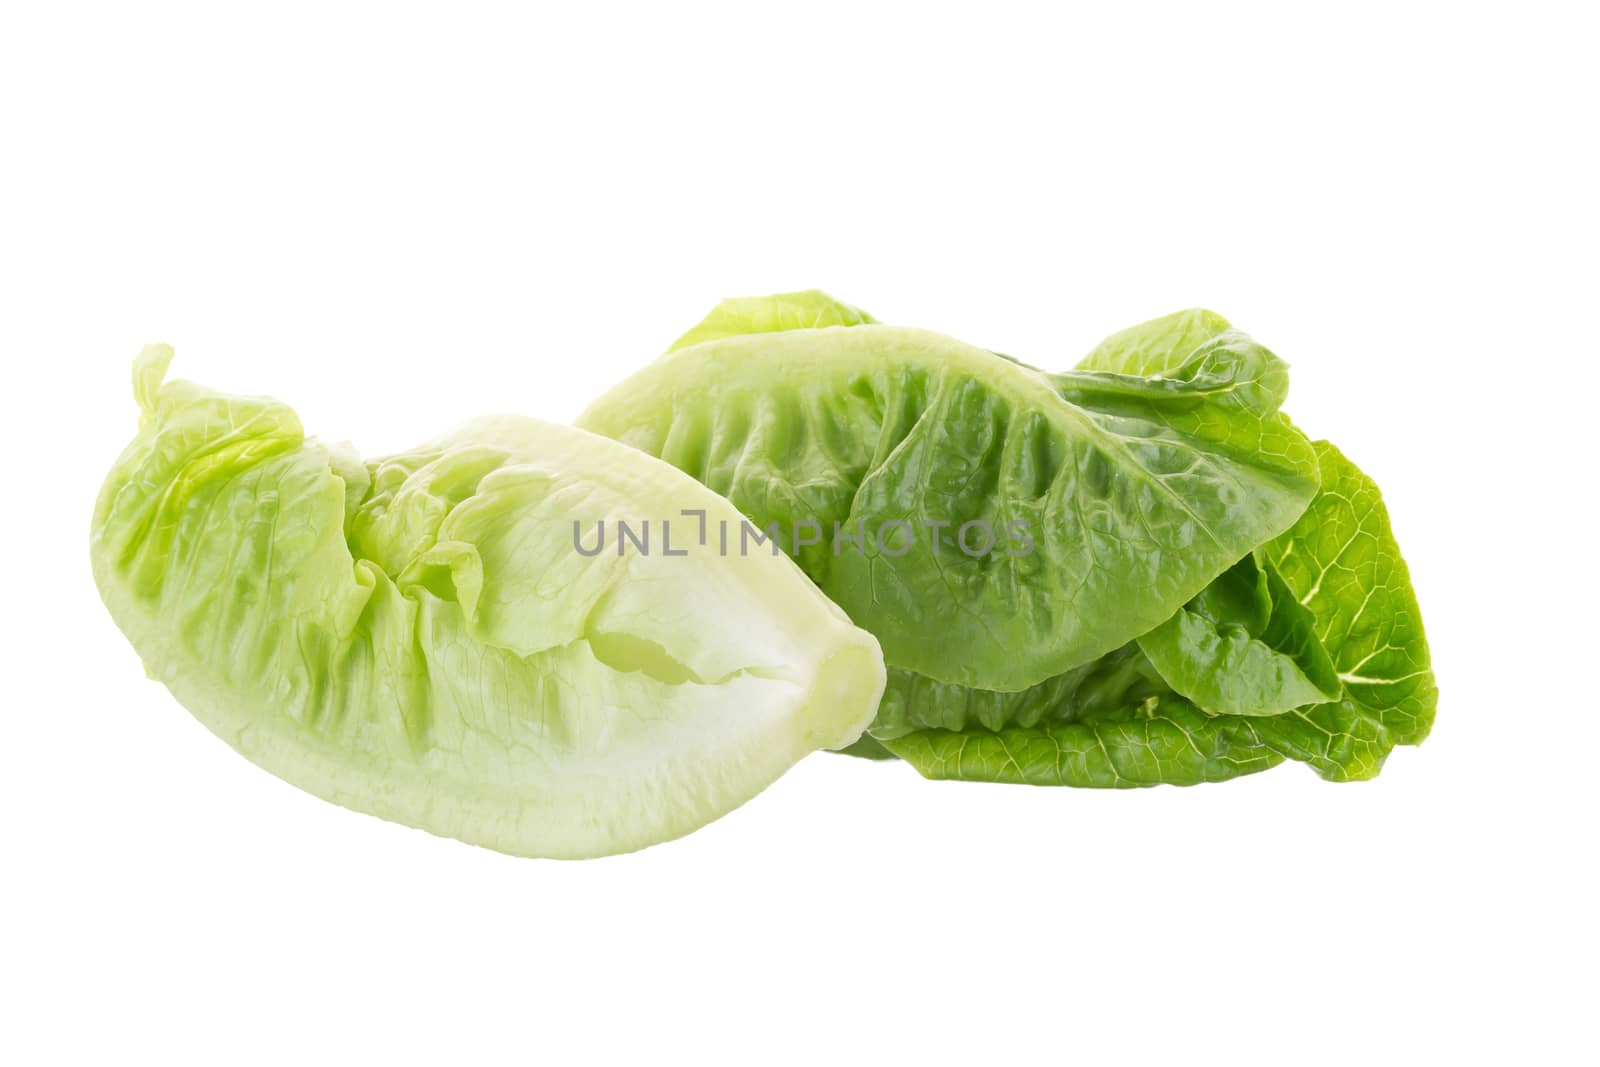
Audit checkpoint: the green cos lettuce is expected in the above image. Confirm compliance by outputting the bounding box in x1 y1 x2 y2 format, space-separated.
578 292 1436 786
92 347 885 858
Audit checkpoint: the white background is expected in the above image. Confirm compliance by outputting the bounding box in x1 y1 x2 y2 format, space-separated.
4 3 1595 1063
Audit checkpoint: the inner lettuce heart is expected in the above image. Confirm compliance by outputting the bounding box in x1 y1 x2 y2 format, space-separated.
92 347 886 857
578 292 1435 786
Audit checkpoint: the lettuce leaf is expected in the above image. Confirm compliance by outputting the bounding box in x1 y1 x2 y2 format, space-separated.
579 292 1320 692
1246 440 1437 779
1137 551 1341 716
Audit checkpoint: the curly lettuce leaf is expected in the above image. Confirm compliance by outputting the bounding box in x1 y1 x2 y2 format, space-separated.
1136 551 1341 716
668 289 877 352
1246 440 1437 779
1077 307 1237 378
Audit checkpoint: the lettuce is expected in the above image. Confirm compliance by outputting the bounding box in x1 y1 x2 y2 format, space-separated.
92 347 885 857
579 293 1436 786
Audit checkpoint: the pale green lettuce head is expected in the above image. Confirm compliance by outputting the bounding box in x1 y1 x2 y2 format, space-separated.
92 347 885 858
